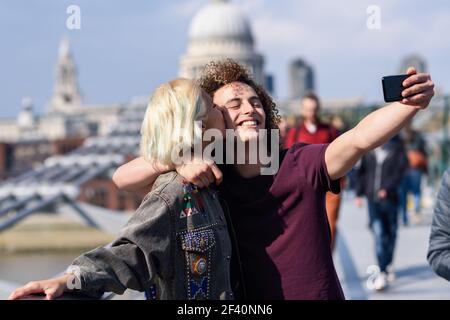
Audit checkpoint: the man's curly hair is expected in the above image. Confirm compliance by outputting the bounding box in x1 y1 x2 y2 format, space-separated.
198 59 281 132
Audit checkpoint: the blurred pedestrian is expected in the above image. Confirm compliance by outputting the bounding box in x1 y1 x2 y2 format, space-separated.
278 116 289 142
284 92 339 148
399 120 428 225
355 135 408 290
284 92 341 250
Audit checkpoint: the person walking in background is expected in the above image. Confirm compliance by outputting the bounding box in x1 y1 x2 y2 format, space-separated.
277 116 289 143
283 93 341 250
355 135 408 291
399 120 428 225
427 168 450 282
283 92 339 148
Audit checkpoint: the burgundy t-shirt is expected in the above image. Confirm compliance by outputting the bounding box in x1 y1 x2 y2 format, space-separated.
219 143 345 300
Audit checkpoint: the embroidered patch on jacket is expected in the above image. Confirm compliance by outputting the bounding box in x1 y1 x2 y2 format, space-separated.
180 229 216 252
189 276 208 300
180 228 216 299
193 192 206 215
179 182 206 218
190 254 207 276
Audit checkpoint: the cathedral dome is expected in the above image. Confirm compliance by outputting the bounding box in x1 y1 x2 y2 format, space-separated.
179 0 264 85
188 0 254 45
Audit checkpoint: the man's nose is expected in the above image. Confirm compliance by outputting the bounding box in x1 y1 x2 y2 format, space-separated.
241 100 255 114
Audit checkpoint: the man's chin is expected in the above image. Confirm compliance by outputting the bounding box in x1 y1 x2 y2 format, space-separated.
237 128 260 142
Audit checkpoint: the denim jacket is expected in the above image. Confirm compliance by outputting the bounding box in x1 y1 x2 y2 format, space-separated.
68 171 235 299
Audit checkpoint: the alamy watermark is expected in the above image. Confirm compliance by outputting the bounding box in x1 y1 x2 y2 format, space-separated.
366 5 381 30
157 123 281 175
66 5 81 30
66 265 82 290
366 265 381 290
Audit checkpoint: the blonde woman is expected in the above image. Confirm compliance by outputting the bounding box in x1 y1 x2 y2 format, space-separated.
9 78 238 300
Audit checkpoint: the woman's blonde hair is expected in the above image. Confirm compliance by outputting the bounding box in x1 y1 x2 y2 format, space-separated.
140 78 205 165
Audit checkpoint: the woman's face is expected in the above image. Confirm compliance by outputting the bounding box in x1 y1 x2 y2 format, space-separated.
199 90 226 136
301 97 319 123
212 81 266 142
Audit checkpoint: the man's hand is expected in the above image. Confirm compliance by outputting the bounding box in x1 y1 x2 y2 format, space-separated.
176 157 223 188
401 67 434 109
325 66 434 181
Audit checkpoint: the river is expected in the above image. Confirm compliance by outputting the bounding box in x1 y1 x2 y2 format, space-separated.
0 252 83 299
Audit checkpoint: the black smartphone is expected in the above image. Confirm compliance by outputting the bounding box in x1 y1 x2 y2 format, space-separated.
382 74 409 102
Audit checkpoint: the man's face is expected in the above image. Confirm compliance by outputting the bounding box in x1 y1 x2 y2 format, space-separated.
213 82 266 141
301 97 319 122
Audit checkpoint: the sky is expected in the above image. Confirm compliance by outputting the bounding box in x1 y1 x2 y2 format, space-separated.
0 0 449 118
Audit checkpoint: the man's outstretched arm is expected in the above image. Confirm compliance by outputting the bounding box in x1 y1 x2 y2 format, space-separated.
325 67 434 180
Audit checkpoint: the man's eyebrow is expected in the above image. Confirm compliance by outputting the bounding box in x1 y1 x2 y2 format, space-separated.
225 96 261 104
225 97 242 104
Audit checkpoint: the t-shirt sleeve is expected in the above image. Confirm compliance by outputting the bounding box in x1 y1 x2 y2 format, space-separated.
290 143 341 194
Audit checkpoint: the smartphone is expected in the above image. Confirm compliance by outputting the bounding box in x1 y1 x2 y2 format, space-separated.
382 74 409 102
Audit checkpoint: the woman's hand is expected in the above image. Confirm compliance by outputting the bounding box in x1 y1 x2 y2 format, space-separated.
176 157 223 188
8 274 71 300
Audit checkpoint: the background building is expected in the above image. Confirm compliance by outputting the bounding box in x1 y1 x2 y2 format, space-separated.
0 38 123 143
0 38 145 213
399 54 427 74
179 0 265 85
46 37 82 114
289 58 315 100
